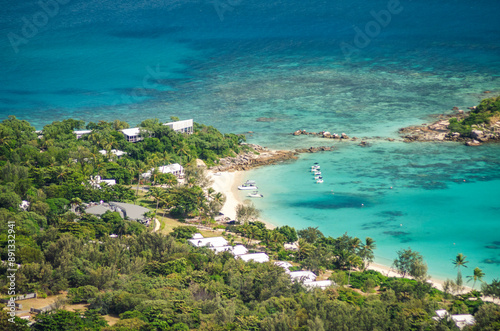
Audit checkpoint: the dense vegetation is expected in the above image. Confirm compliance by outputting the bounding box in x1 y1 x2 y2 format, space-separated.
448 96 500 137
0 116 499 330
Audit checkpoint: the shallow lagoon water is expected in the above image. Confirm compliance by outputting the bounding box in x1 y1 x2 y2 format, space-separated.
240 142 500 282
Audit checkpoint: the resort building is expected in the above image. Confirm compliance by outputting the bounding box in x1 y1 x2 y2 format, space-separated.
188 237 229 248
274 261 293 273
84 201 150 223
88 175 116 189
238 253 270 263
141 163 184 179
192 233 204 240
99 149 127 158
208 245 249 256
433 310 475 330
73 130 92 139
121 127 153 143
164 119 193 134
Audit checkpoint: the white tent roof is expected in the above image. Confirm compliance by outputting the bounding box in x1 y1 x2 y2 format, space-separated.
188 237 228 248
274 261 293 270
121 127 141 136
238 253 270 263
231 245 249 256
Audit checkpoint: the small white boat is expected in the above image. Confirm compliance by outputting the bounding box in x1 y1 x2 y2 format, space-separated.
314 171 321 176
311 166 320 172
238 183 258 190
248 191 263 198
314 175 323 180
316 179 324 184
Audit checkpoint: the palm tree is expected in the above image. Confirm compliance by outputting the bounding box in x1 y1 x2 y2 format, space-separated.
297 238 313 261
453 253 469 286
147 187 167 215
360 237 376 271
135 161 147 197
247 225 261 246
467 267 485 290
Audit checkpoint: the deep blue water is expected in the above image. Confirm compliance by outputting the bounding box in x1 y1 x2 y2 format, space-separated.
1 0 500 281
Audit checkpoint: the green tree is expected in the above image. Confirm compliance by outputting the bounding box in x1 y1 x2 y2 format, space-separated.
298 226 324 244
146 187 167 215
482 279 500 304
393 248 428 281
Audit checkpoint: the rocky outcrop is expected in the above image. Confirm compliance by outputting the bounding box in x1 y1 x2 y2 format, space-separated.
210 145 298 172
294 146 334 153
210 143 338 172
291 130 351 139
399 109 500 146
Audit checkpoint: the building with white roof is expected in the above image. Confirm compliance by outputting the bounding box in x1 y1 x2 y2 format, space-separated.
99 149 127 158
208 245 249 256
451 315 475 329
164 119 193 134
121 127 153 143
74 130 92 139
238 253 270 263
231 245 249 256
89 175 116 189
303 280 334 290
142 163 184 179
192 233 204 239
188 237 228 248
274 261 293 271
433 310 475 330
289 271 317 283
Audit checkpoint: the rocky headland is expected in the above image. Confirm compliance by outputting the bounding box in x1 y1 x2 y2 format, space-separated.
210 143 337 172
399 108 500 146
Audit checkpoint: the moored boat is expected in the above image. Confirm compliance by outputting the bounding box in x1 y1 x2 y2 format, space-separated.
248 191 263 198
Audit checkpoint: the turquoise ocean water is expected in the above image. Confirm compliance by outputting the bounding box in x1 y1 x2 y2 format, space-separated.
1 0 499 281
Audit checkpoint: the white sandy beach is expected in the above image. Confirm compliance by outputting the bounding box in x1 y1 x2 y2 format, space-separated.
209 170 276 229
209 170 244 220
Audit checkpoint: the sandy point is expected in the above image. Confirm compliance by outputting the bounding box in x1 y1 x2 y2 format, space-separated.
209 170 275 229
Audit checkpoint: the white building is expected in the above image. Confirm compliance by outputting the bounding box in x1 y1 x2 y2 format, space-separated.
142 163 184 179
208 245 249 256
74 130 92 139
188 237 228 248
433 310 475 330
164 119 193 134
89 175 116 189
192 233 204 239
231 245 249 256
121 127 153 143
274 261 293 273
303 280 334 290
99 149 127 158
289 271 317 283
238 253 270 263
